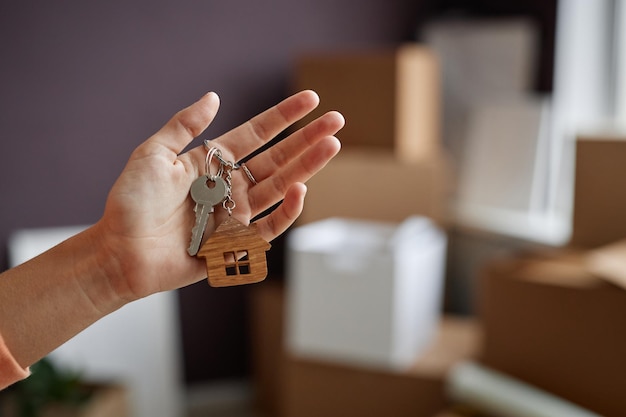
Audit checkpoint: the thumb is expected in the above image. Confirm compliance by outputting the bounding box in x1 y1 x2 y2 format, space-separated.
148 92 220 154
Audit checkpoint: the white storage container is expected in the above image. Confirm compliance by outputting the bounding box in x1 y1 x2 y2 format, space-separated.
286 216 447 370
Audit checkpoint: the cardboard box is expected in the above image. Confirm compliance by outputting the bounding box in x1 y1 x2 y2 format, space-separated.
570 136 626 248
297 149 451 226
286 217 447 370
292 44 441 162
282 316 481 417
430 409 487 417
249 281 286 417
478 252 626 417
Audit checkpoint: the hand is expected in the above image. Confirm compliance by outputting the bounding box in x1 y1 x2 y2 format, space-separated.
93 90 344 300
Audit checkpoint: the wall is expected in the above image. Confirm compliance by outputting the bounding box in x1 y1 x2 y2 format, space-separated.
0 0 422 383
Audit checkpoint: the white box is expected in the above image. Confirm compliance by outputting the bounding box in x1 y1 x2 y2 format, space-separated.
423 18 537 165
285 217 447 370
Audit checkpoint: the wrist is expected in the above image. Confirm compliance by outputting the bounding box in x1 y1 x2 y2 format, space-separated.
75 224 136 313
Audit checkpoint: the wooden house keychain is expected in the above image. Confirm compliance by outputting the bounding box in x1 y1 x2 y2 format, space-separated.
187 146 271 287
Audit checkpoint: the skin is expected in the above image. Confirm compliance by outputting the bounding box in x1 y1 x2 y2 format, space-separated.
0 90 344 368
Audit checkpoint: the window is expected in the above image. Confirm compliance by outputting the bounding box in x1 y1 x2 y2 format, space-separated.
223 250 250 276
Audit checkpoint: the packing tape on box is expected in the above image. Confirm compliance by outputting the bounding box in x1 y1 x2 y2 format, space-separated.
447 361 601 417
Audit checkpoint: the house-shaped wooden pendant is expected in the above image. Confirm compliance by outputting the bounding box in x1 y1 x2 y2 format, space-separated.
197 216 271 287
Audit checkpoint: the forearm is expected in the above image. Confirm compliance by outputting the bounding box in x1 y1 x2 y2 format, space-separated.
0 226 127 368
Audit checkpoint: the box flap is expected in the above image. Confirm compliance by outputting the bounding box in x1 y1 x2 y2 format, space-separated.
586 239 626 290
491 251 602 289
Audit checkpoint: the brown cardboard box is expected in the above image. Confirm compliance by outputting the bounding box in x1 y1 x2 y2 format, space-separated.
431 409 492 417
570 136 626 248
479 252 626 417
431 412 468 417
292 44 441 162
249 281 286 417
281 317 481 417
298 149 451 226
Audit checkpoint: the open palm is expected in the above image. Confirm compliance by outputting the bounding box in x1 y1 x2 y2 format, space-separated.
95 90 344 300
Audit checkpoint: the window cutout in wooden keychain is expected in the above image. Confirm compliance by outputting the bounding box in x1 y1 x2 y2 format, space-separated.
196 149 271 287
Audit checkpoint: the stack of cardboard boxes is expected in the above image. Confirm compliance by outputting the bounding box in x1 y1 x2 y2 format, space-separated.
250 44 481 417
250 281 480 417
250 40 626 417
476 137 626 416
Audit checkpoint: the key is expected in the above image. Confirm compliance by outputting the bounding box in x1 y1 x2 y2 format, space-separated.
187 175 228 256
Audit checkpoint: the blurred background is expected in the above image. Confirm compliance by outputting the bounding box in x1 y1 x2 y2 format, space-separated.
1 0 625 416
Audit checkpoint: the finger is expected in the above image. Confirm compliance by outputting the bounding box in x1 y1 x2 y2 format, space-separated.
255 183 307 242
148 92 220 155
247 136 340 217
211 90 320 161
245 110 345 182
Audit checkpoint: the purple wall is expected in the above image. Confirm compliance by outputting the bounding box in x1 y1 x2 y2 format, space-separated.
0 0 421 382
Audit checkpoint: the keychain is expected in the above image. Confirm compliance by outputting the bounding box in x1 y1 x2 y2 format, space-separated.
188 146 271 287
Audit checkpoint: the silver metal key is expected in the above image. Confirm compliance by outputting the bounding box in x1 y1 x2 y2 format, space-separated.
187 175 228 256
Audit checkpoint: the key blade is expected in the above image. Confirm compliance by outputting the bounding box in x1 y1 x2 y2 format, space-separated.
187 203 213 256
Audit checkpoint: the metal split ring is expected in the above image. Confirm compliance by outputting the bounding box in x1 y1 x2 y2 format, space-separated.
204 140 258 186
204 140 237 169
205 147 223 179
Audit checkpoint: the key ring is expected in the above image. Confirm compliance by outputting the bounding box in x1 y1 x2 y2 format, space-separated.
205 147 224 179
204 140 240 171
205 144 237 215
204 140 258 186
